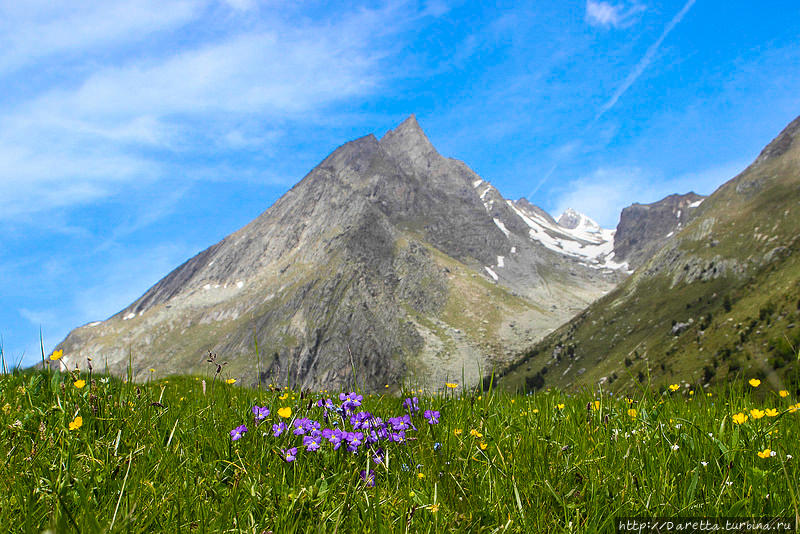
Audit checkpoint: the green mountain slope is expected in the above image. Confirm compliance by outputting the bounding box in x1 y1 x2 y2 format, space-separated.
498 115 800 394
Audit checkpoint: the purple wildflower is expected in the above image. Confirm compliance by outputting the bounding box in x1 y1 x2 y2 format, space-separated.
281 447 298 463
350 411 373 430
345 431 364 453
252 405 270 421
339 392 363 413
293 418 321 435
325 428 345 450
317 398 335 409
387 415 413 432
230 424 248 441
272 421 286 437
359 469 376 487
372 447 385 465
365 429 381 444
403 397 420 414
293 418 310 435
303 433 322 452
390 430 406 443
423 410 440 425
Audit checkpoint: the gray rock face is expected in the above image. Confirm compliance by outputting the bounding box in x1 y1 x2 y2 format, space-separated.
55 115 625 391
556 209 583 230
613 192 705 269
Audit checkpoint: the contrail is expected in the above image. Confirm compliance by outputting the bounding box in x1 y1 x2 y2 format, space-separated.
596 0 697 119
528 0 698 199
528 163 559 197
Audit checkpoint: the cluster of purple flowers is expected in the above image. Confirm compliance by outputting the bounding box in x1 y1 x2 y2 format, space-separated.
228 393 442 485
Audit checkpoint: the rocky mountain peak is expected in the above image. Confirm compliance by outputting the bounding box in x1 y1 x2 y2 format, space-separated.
557 208 600 232
612 191 705 269
317 133 381 177
52 115 635 391
379 114 440 176
754 114 800 165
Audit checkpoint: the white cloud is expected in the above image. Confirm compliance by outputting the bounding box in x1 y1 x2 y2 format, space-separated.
585 1 645 29
46 30 380 117
0 1 201 75
0 143 157 219
0 3 399 221
551 159 749 227
586 1 623 27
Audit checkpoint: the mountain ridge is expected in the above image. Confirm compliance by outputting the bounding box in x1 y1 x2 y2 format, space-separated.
54 115 700 391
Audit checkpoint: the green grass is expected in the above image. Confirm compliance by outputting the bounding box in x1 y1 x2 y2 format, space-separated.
2 361 799 532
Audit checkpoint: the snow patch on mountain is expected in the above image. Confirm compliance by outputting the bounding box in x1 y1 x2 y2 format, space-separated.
508 201 629 271
493 218 510 238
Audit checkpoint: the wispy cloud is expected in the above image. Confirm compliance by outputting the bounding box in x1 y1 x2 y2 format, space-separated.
550 159 749 227
596 0 696 118
0 1 201 76
0 2 410 222
585 1 645 29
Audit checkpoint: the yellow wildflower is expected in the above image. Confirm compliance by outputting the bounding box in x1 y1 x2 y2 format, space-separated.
479 442 487 450
556 403 565 410
68 416 83 431
417 473 425 479
749 378 761 388
750 408 765 420
689 390 694 396
592 400 600 410
278 407 292 418
279 393 289 400
765 408 779 417
445 383 458 389
779 390 789 398
627 408 637 419
225 378 236 385
149 368 155 372
532 409 539 414
73 379 86 389
732 412 748 424
430 503 440 513
49 349 63 361
757 448 773 459
453 428 463 436
470 429 483 438
669 384 680 392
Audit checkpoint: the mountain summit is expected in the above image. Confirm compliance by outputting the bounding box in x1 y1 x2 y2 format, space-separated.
55 116 651 390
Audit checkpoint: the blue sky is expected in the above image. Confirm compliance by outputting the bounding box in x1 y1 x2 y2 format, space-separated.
2 0 799 367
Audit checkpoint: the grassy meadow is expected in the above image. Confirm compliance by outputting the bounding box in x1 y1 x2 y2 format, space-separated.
2 352 799 532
